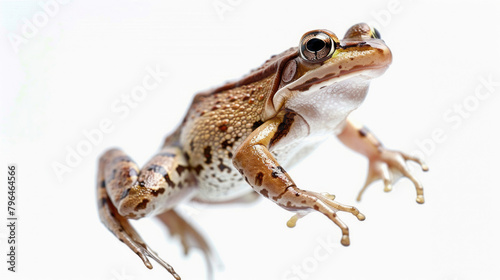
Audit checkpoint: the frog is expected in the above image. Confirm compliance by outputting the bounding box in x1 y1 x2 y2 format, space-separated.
97 23 428 280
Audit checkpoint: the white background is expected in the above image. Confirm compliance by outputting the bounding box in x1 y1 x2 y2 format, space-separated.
1 0 499 280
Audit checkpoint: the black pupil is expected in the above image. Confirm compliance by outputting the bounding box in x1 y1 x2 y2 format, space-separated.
306 38 325 52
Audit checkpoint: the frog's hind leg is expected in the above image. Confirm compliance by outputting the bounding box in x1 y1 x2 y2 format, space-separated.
97 187 180 279
157 210 219 279
97 148 196 280
156 193 262 279
155 191 259 278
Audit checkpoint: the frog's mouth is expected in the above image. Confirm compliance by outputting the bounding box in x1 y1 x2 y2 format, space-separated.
266 65 388 120
288 64 388 92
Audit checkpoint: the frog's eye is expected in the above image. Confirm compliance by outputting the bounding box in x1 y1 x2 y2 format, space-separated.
299 30 336 63
371 27 381 39
344 23 380 40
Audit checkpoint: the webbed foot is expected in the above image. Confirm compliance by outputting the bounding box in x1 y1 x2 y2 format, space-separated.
357 149 428 203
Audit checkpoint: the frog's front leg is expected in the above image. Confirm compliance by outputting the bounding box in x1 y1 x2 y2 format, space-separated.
337 119 429 203
97 147 196 280
233 111 365 246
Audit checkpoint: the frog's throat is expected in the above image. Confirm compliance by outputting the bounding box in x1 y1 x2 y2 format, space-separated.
265 65 388 119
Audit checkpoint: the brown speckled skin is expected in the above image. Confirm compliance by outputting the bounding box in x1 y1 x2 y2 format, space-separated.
178 75 276 201
97 47 302 279
97 23 428 279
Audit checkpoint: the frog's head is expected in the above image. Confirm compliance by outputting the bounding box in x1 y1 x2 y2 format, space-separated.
264 23 392 121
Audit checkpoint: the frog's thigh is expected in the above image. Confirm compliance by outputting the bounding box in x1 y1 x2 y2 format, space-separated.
104 147 196 218
97 148 195 278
